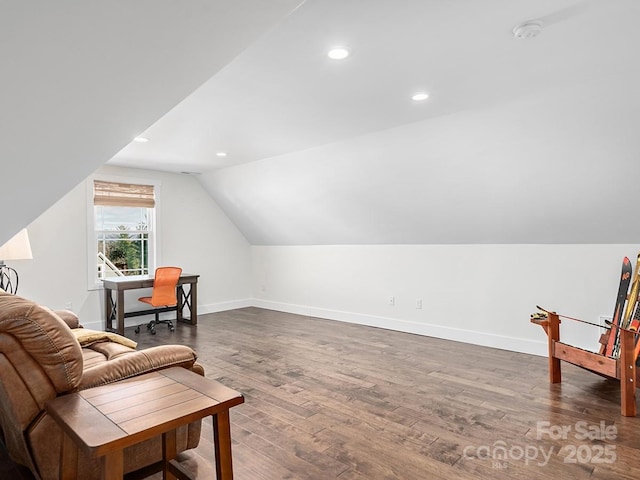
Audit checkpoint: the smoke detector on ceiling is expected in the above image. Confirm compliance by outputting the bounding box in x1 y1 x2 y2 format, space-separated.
513 21 543 39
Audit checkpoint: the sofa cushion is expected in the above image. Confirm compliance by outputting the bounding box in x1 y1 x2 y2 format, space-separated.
53 309 81 329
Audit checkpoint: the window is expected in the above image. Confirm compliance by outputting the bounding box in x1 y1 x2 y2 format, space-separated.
88 178 158 287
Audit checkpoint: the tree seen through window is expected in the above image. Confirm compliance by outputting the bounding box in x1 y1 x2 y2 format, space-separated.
96 206 150 278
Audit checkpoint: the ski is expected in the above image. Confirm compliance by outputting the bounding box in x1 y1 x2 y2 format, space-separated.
611 254 640 358
629 301 640 366
622 253 640 329
629 303 640 332
604 256 633 357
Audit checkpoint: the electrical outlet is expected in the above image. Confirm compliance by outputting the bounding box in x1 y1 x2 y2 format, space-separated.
416 299 422 309
64 301 73 311
388 296 395 306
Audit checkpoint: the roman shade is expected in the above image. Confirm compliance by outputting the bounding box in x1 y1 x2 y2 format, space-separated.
93 180 155 208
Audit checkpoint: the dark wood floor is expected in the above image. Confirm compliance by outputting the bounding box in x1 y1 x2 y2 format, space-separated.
3 307 640 479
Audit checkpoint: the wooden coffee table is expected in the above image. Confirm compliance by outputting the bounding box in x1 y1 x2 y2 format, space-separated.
46 367 244 480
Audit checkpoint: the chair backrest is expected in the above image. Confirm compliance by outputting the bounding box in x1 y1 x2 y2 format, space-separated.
150 266 182 307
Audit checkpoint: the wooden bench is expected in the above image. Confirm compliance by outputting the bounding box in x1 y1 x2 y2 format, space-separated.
531 309 639 417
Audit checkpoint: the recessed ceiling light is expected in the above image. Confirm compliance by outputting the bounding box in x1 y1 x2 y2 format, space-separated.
216 152 227 157
327 47 350 60
513 22 542 39
133 136 149 143
411 92 429 101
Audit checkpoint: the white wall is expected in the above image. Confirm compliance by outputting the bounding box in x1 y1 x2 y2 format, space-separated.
252 244 640 356
12 166 638 357
16 165 252 330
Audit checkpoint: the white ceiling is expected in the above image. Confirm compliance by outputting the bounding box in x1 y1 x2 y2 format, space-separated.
107 0 640 244
5 1 640 246
110 0 632 173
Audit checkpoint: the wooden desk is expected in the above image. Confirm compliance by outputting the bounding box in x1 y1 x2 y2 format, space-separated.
46 367 244 480
103 273 199 335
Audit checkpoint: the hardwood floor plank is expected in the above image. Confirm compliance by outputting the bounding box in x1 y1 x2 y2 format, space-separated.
140 308 640 479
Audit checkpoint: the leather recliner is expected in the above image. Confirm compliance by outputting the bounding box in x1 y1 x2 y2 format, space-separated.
0 290 204 480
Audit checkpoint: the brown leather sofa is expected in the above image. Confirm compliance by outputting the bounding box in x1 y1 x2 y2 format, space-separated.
0 290 204 480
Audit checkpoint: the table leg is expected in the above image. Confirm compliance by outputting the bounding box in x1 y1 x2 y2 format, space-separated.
117 290 125 336
60 432 78 480
177 285 185 323
101 450 123 480
212 410 233 480
176 281 198 326
190 282 198 325
163 429 178 480
104 288 113 331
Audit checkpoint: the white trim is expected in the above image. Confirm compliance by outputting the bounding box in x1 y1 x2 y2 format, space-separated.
251 299 547 357
81 299 253 332
83 297 546 356
81 319 105 331
198 299 253 315
86 174 162 291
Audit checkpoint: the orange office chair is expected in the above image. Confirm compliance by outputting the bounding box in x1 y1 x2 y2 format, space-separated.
135 266 182 335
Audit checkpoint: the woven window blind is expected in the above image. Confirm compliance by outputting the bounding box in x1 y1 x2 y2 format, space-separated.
93 180 155 208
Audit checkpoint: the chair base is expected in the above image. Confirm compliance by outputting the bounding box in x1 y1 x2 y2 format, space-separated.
134 311 175 335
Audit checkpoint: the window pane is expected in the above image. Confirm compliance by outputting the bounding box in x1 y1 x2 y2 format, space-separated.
95 206 148 231
96 206 151 278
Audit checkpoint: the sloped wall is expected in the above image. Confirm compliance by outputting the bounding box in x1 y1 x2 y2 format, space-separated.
0 0 302 245
200 77 640 246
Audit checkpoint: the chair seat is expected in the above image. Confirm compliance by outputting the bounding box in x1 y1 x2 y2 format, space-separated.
138 296 177 307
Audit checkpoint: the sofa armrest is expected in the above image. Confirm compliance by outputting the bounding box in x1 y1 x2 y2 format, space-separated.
78 345 198 390
53 310 82 329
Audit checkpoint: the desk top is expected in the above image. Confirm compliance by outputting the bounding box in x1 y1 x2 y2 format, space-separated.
45 367 243 457
102 273 199 290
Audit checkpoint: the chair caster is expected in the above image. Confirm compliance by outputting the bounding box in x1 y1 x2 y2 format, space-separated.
134 326 140 334
169 326 175 332
150 328 156 335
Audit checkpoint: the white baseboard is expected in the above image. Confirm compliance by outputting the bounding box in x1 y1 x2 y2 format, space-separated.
82 320 104 331
82 299 253 332
252 299 547 357
198 298 253 315
83 298 547 357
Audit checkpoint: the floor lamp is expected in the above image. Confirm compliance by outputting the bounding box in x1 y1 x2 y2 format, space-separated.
0 229 33 294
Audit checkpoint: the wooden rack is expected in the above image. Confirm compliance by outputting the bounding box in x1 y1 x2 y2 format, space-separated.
531 311 638 416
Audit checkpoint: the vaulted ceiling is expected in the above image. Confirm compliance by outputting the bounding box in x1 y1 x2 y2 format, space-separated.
4 1 640 245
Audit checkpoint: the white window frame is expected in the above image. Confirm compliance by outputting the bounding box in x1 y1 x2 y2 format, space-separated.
86 174 162 290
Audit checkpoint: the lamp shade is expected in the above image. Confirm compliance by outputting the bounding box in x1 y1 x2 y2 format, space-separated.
0 229 33 261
